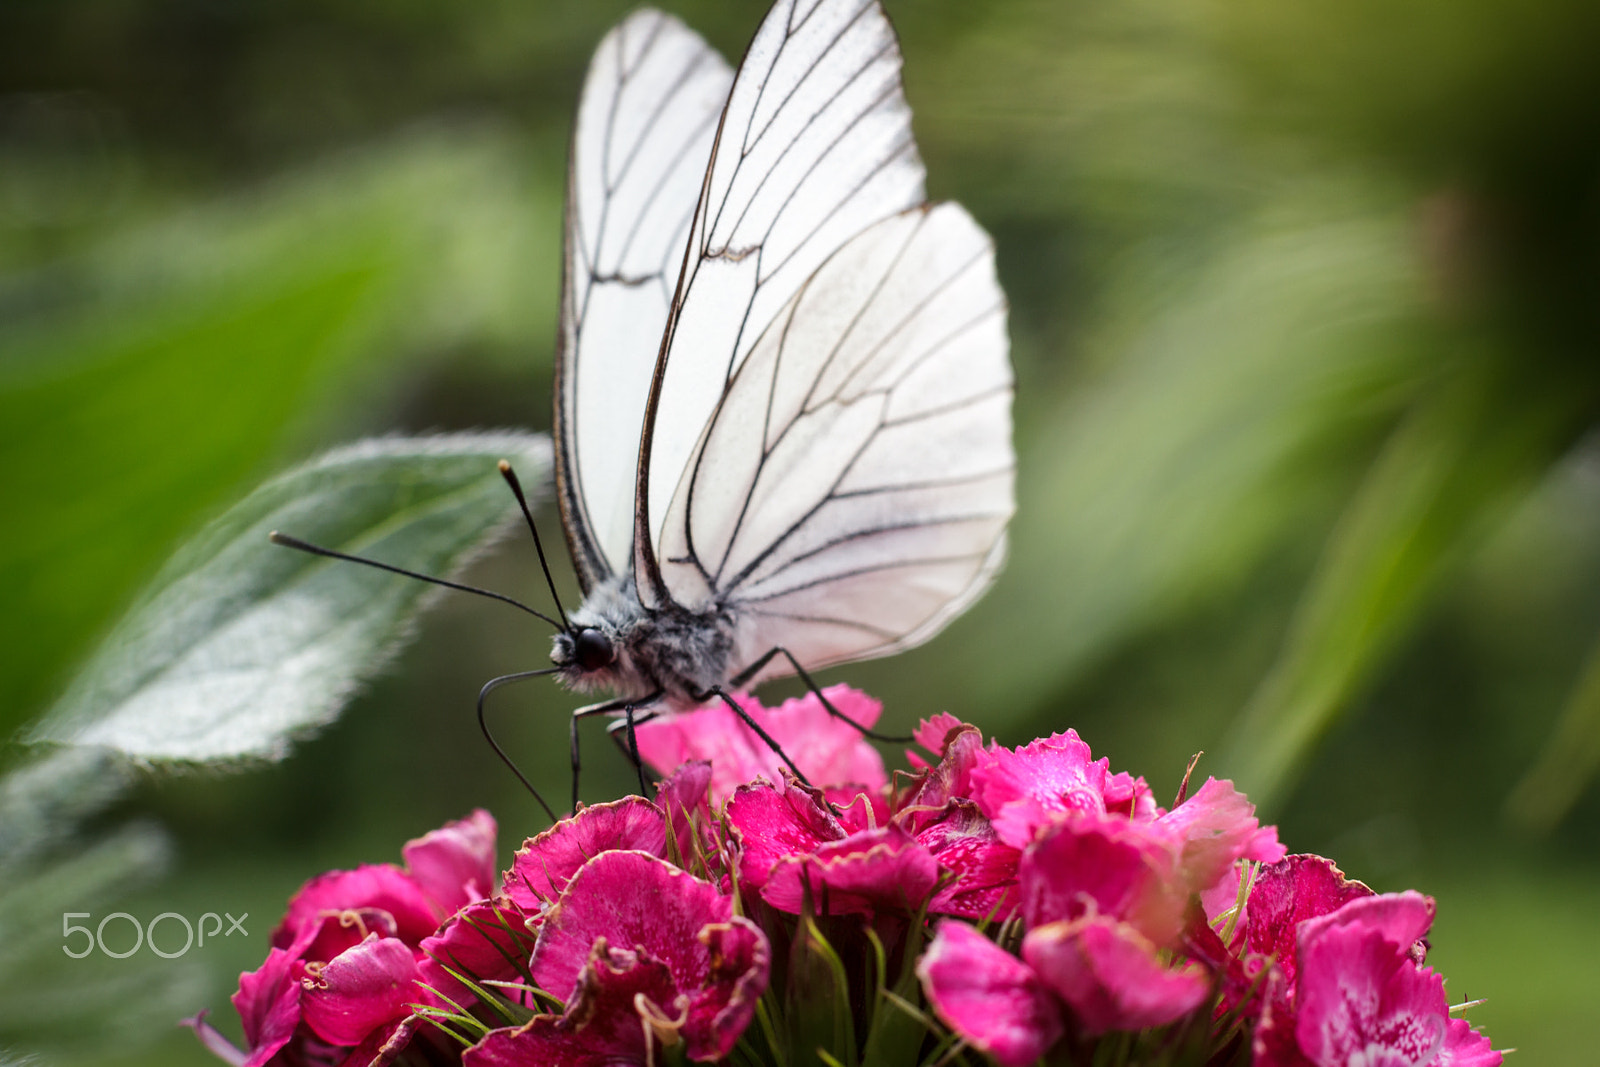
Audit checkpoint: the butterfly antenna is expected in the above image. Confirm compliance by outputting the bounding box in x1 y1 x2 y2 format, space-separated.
497 460 571 632
268 531 564 629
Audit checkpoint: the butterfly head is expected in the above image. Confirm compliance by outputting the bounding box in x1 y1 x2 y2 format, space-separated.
551 624 615 678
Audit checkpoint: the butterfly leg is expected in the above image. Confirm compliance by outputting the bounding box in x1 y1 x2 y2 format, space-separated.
605 709 660 797
694 686 814 789
569 691 664 812
729 646 913 743
477 668 561 822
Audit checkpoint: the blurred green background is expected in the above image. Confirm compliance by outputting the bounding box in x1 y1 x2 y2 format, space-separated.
3 0 1599 1062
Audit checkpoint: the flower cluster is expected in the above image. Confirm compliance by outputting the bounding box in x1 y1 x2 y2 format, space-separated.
190 686 1499 1066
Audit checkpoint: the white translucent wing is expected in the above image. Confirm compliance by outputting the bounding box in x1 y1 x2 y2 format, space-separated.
656 204 1014 682
635 0 927 600
556 9 733 588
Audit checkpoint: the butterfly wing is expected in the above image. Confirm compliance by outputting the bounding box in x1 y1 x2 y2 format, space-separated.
555 9 733 591
634 0 927 604
657 203 1014 683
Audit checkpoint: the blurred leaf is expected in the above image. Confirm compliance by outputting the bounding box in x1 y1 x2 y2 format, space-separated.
1505 629 1600 830
945 202 1427 716
0 749 199 1058
27 432 551 763
1221 355 1591 809
0 125 560 739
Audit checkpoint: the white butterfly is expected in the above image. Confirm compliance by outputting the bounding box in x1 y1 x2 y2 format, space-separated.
544 0 1015 762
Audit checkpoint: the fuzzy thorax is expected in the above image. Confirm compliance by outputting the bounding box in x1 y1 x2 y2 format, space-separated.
550 573 737 709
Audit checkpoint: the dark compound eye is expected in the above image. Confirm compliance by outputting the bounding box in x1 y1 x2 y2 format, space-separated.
573 627 614 672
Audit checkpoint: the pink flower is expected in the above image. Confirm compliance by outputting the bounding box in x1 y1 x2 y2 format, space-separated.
907 799 1021 920
970 729 1110 847
1022 915 1208 1036
919 917 1207 1063
1019 810 1182 942
467 850 770 1065
1244 865 1500 1067
195 811 499 1066
635 685 887 804
917 921 1063 1067
726 777 940 917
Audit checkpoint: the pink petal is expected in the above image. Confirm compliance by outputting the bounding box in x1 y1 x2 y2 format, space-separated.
910 800 1021 921
635 686 887 804
1436 1016 1502 1067
655 760 714 860
530 851 734 1006
1251 968 1315 1067
465 943 676 1067
903 725 986 812
275 864 438 957
761 825 942 917
418 897 538 1009
682 918 771 1060
300 934 419 1047
504 797 667 910
913 712 970 757
181 1010 247 1066
970 730 1110 847
1102 773 1160 821
401 809 498 918
1294 923 1450 1067
1298 891 1435 970
725 779 846 893
919 921 1063 1067
1022 916 1209 1036
1155 778 1283 897
1245 855 1374 990
1019 812 1183 946
232 920 317 1066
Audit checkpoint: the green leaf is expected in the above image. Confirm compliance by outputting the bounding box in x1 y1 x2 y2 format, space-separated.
1220 355 1589 809
26 432 551 763
1505 627 1600 830
0 125 561 739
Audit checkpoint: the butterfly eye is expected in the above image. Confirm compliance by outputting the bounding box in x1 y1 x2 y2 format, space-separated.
574 628 615 672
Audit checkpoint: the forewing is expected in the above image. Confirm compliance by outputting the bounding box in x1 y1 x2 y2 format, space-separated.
556 9 733 588
636 0 927 601
656 203 1014 682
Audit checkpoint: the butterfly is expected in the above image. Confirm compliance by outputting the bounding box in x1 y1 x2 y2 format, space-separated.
543 0 1013 772
273 0 1013 817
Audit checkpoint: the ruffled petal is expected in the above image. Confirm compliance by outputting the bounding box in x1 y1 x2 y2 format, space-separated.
1294 923 1449 1067
910 799 1021 921
725 778 846 893
971 730 1109 848
275 864 437 957
1436 1016 1502 1067
635 686 886 804
1155 777 1283 897
1245 854 1374 990
919 921 1063 1067
300 934 419 1047
401 809 498 918
1019 812 1183 945
465 943 675 1067
504 797 667 910
761 825 941 916
530 851 735 1006
1022 915 1208 1036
